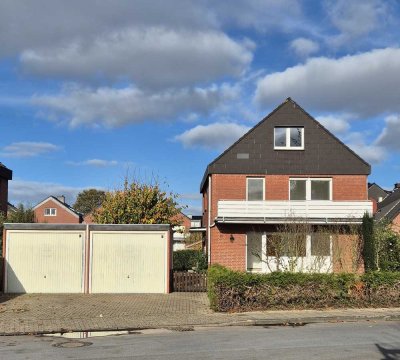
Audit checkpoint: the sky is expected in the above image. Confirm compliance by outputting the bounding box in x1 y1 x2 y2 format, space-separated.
1 0 400 215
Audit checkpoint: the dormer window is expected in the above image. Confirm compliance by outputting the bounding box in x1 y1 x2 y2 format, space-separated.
274 127 304 150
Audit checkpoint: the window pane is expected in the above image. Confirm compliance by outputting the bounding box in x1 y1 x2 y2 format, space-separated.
267 233 306 257
311 180 330 200
247 178 264 201
274 127 286 147
247 232 262 271
290 127 303 147
311 233 331 256
290 180 306 200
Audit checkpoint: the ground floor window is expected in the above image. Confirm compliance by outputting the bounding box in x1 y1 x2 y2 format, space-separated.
246 232 332 273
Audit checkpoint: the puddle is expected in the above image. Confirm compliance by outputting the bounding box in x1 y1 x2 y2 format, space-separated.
43 330 141 339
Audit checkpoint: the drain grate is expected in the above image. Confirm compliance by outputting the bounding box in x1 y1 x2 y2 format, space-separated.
53 341 92 348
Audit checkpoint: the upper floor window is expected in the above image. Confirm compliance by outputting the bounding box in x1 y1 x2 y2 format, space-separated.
274 127 304 150
247 178 265 201
289 178 332 201
44 208 57 216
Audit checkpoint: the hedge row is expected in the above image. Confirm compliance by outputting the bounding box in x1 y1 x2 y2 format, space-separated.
208 265 400 312
173 250 207 271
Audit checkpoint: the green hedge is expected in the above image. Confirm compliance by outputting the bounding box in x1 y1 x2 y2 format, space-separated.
173 250 207 271
208 265 400 312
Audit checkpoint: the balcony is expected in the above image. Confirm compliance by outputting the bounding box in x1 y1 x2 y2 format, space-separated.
216 200 373 224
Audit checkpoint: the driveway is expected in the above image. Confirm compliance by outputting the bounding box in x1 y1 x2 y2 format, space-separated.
0 293 235 335
0 293 399 336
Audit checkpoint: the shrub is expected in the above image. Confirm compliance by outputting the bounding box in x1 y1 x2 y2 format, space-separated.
208 265 400 312
173 250 207 271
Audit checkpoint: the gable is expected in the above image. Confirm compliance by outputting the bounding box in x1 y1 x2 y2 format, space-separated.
201 99 370 191
33 197 81 218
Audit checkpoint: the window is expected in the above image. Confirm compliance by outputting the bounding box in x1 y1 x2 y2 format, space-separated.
266 233 306 257
247 232 262 271
274 127 304 150
311 233 331 256
290 178 332 201
44 208 57 216
247 178 265 201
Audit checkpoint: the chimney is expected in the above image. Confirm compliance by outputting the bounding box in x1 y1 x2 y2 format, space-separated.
395 183 400 190
57 195 66 204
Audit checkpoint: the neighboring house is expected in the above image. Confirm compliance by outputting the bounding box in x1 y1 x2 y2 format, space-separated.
374 184 400 233
0 162 12 215
172 213 205 251
33 195 83 223
368 182 390 214
200 98 373 274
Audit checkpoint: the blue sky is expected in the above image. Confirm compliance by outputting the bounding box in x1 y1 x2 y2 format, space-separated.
1 0 400 214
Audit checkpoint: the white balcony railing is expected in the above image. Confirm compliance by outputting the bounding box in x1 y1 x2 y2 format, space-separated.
217 200 373 223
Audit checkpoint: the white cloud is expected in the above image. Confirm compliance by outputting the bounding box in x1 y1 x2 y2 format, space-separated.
376 114 400 151
9 180 102 205
290 38 319 57
316 115 350 134
179 193 202 200
255 48 400 117
343 132 386 164
175 122 250 149
21 28 253 89
325 0 389 45
33 83 239 128
1 142 60 158
66 159 118 167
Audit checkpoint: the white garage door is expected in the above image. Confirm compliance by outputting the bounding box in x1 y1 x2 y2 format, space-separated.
5 231 85 293
90 231 167 293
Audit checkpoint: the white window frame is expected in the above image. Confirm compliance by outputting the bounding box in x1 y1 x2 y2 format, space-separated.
289 178 332 201
274 127 304 150
246 177 265 201
44 208 57 216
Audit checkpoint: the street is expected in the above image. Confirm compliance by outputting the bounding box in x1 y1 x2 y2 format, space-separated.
0 321 399 359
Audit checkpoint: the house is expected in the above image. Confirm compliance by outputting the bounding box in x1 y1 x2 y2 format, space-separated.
368 182 390 213
200 98 373 274
0 163 12 215
172 213 205 251
33 195 83 223
374 183 400 233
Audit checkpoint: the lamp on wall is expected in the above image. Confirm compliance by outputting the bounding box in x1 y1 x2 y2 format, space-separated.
230 234 235 242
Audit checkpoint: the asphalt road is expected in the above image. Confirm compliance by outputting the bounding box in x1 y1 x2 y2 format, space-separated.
0 321 399 359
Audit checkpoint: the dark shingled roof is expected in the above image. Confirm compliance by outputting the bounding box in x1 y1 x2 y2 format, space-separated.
368 183 390 203
200 98 371 191
0 162 12 180
375 188 400 222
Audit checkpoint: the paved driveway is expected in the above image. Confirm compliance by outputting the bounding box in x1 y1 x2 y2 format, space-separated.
0 293 235 335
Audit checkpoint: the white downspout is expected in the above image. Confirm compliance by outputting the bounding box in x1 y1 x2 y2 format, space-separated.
208 175 212 264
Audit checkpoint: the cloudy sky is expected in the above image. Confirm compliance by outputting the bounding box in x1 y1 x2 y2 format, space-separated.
1 0 400 214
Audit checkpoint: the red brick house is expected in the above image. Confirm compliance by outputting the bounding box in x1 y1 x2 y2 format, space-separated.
33 195 83 223
0 163 12 215
201 98 373 273
374 183 400 234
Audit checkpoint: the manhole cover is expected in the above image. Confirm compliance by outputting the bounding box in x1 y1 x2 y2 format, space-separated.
53 341 92 348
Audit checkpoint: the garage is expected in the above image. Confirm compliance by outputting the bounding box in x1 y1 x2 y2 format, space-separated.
4 224 85 293
90 225 170 293
2 224 171 294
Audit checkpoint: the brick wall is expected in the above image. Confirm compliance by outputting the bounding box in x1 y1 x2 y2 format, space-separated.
392 213 400 234
203 173 368 272
34 199 81 223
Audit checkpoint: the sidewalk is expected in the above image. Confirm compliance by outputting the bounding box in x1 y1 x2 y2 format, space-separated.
0 293 399 336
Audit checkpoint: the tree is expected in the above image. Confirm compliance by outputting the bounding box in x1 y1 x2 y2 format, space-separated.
362 213 376 271
92 178 182 226
73 189 106 215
